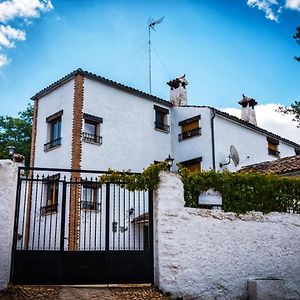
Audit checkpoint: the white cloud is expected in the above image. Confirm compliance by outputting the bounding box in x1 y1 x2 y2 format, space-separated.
247 0 282 22
0 54 10 67
222 103 300 144
285 0 300 10
0 0 53 23
0 25 25 48
0 0 53 69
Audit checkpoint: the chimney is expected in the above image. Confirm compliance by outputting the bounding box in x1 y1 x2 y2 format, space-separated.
238 94 257 126
167 75 188 106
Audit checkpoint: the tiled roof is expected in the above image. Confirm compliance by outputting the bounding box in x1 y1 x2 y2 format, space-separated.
30 68 172 107
181 105 300 148
241 155 300 175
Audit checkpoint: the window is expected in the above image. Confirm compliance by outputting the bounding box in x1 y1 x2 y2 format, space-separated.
267 137 280 157
154 105 170 132
178 115 201 141
295 148 300 155
82 113 103 145
41 174 60 214
180 157 202 172
44 110 63 151
81 183 100 210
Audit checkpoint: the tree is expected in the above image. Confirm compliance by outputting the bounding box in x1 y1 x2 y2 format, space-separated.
0 104 33 165
277 27 300 127
294 26 300 62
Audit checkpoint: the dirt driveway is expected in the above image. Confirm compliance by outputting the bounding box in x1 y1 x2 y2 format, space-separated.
0 285 171 300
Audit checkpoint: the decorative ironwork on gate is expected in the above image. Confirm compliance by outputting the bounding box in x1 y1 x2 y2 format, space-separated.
11 167 154 285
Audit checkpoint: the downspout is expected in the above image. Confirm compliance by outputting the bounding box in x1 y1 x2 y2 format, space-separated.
210 108 216 171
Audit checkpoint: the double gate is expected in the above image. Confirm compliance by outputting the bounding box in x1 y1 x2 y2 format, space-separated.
10 167 153 284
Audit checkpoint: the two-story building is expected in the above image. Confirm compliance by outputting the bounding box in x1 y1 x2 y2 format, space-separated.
29 68 300 173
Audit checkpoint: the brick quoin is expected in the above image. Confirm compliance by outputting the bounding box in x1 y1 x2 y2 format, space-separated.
68 74 84 251
24 98 39 249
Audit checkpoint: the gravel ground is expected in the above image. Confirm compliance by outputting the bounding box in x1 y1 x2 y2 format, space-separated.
0 285 171 300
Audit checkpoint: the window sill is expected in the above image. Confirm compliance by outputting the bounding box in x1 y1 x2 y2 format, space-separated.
41 204 58 215
83 139 102 146
178 133 201 142
155 127 170 134
268 153 280 158
44 144 62 152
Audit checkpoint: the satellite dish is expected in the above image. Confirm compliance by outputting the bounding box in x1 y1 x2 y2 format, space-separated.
219 145 240 168
230 145 240 167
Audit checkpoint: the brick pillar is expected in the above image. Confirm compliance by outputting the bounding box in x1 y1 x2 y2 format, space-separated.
68 74 84 251
24 98 39 249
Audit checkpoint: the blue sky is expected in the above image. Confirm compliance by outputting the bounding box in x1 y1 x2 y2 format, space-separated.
0 0 299 120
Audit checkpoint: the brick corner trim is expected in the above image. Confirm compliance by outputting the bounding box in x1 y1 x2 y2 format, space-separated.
69 74 84 251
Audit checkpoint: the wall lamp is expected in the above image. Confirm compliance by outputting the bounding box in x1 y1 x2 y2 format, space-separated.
7 145 16 160
165 154 174 171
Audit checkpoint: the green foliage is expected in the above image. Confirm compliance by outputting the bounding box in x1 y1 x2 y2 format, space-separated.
277 101 300 127
99 161 169 191
178 165 300 214
99 162 300 214
0 103 33 166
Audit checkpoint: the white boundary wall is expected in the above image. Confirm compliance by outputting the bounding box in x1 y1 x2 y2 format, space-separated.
0 160 20 290
154 172 300 300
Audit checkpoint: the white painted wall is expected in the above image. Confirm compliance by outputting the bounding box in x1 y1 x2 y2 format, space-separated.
154 172 300 300
82 78 172 172
33 75 298 174
0 160 21 290
34 79 74 169
172 107 213 170
172 106 297 172
214 114 296 171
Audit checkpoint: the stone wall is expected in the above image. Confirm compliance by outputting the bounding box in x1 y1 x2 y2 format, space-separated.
154 172 300 300
0 160 20 290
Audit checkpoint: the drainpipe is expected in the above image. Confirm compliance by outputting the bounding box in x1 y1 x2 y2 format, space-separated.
210 109 216 171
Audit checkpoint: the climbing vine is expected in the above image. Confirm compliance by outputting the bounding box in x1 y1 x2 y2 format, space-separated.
178 165 300 214
98 161 169 191
99 163 300 214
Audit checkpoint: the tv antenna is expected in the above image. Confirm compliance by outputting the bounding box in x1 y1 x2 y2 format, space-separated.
148 17 164 94
219 145 240 168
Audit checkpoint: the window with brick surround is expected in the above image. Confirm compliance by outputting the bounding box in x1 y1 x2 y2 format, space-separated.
82 113 103 145
41 173 60 215
180 157 202 172
267 137 280 157
154 105 170 132
44 110 63 151
81 182 100 211
178 115 201 141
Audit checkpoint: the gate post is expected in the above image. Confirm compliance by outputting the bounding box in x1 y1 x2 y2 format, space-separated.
105 183 110 252
0 161 22 290
60 179 67 252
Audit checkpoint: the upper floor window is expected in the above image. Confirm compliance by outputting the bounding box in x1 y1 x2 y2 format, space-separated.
44 110 63 151
295 148 300 155
178 115 201 141
82 113 103 145
267 137 280 157
41 173 60 215
154 105 170 132
179 157 202 173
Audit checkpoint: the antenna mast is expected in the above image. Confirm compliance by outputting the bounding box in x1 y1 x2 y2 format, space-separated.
148 17 164 94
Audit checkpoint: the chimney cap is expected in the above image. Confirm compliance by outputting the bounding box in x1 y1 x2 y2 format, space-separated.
167 74 188 88
238 94 257 107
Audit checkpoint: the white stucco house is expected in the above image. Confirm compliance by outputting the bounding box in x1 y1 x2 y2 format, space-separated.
9 68 300 286
29 68 300 173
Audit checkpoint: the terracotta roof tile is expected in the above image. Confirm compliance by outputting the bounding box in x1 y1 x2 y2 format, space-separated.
241 155 300 175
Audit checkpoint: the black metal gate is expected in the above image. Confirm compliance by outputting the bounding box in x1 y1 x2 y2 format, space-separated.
10 167 154 285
